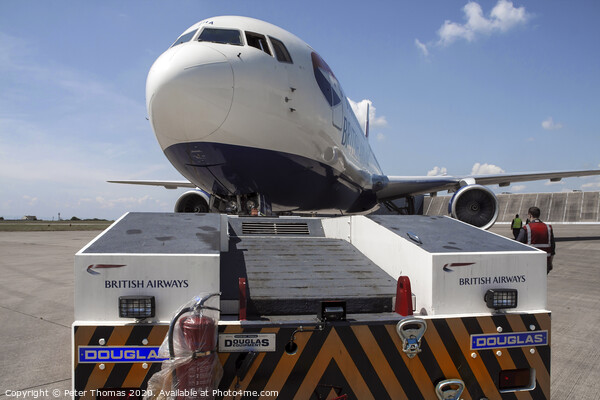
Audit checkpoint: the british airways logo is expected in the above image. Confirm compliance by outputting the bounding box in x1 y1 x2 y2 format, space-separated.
442 262 475 272
86 265 189 289
86 264 126 275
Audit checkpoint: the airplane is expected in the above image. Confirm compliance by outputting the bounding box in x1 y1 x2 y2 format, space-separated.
110 16 600 229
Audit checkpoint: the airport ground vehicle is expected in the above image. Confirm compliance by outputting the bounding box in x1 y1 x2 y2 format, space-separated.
73 213 550 399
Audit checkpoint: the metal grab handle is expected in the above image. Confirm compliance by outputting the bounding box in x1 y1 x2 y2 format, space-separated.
406 231 423 244
435 379 465 400
396 317 427 358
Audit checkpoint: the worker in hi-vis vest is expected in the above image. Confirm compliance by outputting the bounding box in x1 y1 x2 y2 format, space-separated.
517 207 555 273
511 214 523 239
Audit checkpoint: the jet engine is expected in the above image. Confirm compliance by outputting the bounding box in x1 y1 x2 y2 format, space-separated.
174 190 210 213
448 185 499 230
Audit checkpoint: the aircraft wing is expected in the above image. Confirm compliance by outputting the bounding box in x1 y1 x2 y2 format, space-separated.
375 169 600 200
107 180 196 190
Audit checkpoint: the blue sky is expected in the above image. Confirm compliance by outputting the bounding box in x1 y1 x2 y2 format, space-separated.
1 1 599 220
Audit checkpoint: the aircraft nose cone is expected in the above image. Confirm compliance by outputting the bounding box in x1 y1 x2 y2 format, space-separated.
147 45 233 148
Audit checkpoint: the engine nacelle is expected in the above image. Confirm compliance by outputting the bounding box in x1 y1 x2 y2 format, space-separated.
174 189 210 213
448 184 499 230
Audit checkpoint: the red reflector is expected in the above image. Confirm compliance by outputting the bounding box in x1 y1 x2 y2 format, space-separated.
499 368 533 391
395 276 413 316
96 388 141 400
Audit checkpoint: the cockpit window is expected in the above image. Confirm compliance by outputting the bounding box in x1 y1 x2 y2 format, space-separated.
269 37 293 63
312 52 342 107
171 30 197 48
245 32 271 56
198 28 243 46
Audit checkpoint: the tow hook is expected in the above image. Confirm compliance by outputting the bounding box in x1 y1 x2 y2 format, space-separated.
396 317 427 358
435 379 465 400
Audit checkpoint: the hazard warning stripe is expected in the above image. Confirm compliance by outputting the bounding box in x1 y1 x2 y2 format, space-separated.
497 314 550 400
337 326 388 398
530 313 551 371
503 314 551 400
217 325 239 367
467 313 551 400
80 326 129 397
276 325 336 399
74 313 550 400
229 352 268 394
224 328 282 395
362 325 422 399
255 327 291 397
106 325 156 390
422 321 473 400
431 319 489 398
260 327 312 398
384 324 438 400
413 335 445 386
244 327 281 396
351 325 408 398
94 325 134 392
485 315 531 400
464 317 515 400
73 324 168 400
294 328 372 399
216 314 550 400
74 325 115 399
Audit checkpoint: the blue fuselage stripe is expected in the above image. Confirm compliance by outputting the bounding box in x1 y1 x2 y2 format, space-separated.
164 142 377 213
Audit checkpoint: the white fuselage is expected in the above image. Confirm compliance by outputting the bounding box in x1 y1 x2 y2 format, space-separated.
146 16 383 213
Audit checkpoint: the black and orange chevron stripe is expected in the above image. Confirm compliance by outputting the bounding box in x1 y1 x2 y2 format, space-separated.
73 324 169 400
217 313 550 400
73 312 550 400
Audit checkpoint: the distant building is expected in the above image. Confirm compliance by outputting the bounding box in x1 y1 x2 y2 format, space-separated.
23 215 37 221
424 191 600 223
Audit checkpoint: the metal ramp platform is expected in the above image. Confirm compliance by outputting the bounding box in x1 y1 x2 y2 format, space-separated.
221 217 397 315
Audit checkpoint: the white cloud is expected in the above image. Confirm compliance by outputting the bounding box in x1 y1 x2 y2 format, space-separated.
415 39 429 56
0 31 179 220
471 162 505 175
376 133 386 142
435 0 530 46
541 117 563 130
23 195 38 206
347 98 388 134
490 0 530 31
427 166 448 176
582 181 600 190
91 195 164 209
511 184 526 191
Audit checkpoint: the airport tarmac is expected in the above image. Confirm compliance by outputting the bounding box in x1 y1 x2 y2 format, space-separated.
0 223 598 399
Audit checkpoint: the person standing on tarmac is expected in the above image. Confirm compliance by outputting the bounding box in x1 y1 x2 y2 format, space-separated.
517 206 555 273
511 214 523 239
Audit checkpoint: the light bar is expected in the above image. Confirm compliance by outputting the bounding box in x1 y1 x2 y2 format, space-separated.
484 289 518 310
119 296 155 319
